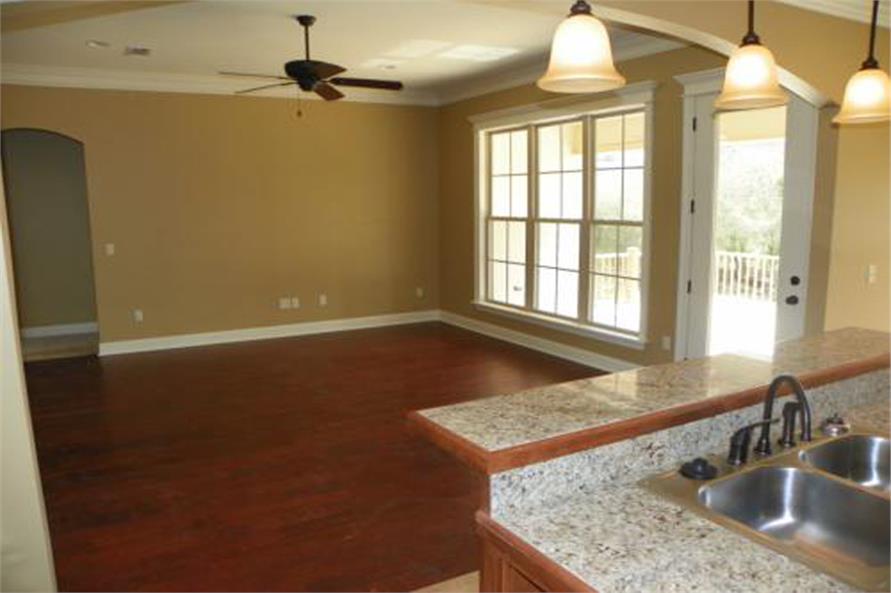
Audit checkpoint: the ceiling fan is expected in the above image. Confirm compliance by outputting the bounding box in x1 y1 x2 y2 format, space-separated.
219 15 404 101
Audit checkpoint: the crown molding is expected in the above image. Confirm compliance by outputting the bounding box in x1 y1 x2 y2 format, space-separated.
437 36 684 105
0 63 441 107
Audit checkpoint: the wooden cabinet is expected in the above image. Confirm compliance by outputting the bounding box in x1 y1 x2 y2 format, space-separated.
476 511 593 593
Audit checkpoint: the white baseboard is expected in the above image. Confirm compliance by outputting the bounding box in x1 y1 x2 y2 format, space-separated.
99 310 441 356
21 322 98 338
98 308 637 373
439 311 637 373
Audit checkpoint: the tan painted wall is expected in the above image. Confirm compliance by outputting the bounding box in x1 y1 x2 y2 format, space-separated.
2 129 97 328
438 46 727 366
0 86 439 341
824 123 890 332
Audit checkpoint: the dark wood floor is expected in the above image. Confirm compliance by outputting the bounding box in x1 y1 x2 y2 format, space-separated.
25 322 596 592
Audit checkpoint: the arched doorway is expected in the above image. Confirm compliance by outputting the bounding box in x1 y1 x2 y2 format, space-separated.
1 129 98 360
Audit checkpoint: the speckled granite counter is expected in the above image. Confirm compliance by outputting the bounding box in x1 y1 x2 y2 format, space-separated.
413 328 889 472
490 402 889 593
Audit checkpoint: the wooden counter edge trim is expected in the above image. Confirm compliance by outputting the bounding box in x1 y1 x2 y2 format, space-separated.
485 353 890 473
476 510 596 593
406 410 493 473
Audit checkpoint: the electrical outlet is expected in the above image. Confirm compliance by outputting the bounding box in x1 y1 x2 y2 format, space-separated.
133 309 144 323
415 287 425 299
661 336 672 351
105 243 116 256
319 293 328 307
291 296 301 309
278 297 292 310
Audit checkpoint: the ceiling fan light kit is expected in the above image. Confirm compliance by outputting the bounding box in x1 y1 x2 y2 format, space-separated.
537 0 626 94
220 15 403 101
715 0 788 111
834 0 891 124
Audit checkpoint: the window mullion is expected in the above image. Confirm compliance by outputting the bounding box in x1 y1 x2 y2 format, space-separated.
524 124 536 312
577 117 593 325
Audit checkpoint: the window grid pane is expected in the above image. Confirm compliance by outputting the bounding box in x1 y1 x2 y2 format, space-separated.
590 110 645 334
487 129 529 307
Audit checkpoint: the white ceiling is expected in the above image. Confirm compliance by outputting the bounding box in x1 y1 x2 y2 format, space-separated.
776 0 889 26
0 0 684 105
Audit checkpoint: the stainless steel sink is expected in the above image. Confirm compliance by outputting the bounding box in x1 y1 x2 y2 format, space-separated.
800 434 890 493
645 433 891 591
700 466 889 568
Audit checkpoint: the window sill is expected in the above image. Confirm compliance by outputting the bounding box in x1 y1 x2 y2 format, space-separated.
471 301 647 351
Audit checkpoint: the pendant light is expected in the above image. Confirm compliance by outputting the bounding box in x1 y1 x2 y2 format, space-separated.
833 1 890 124
537 0 625 93
715 0 787 110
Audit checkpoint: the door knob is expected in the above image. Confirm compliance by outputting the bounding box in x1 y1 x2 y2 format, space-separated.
785 295 799 305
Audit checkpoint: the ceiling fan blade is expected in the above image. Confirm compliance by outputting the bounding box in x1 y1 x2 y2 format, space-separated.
235 82 296 95
314 81 344 101
328 77 403 91
219 70 290 81
312 61 347 80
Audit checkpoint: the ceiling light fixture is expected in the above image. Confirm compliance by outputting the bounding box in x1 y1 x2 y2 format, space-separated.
85 39 109 49
833 0 890 124
537 0 625 93
715 0 787 111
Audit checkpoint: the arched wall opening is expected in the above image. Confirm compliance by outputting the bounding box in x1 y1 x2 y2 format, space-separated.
1 128 99 359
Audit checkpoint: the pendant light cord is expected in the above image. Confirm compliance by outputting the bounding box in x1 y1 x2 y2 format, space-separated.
742 0 761 45
863 0 880 69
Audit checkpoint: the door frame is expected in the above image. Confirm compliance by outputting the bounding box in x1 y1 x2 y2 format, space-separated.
673 68 819 361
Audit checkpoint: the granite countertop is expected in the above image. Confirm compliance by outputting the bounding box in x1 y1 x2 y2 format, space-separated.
496 485 854 593
418 328 890 452
491 402 889 593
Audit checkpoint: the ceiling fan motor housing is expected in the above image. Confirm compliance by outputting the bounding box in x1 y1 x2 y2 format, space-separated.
284 60 320 91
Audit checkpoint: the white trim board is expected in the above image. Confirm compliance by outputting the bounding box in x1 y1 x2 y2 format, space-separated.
99 310 440 356
21 322 97 338
439 311 638 373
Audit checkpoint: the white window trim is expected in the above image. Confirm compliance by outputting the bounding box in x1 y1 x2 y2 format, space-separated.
472 81 657 350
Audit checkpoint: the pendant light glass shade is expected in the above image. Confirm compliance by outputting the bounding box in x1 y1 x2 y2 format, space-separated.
834 67 891 124
537 0 625 94
715 0 787 111
833 1 890 124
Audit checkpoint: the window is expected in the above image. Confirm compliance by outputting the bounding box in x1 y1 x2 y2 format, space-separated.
476 95 651 347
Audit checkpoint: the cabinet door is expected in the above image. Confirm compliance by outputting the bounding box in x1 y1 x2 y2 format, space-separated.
503 565 545 593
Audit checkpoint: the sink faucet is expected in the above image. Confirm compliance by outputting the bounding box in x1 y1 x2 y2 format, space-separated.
754 374 812 456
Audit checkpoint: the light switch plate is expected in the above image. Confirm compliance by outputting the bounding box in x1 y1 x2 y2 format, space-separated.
278 297 292 310
290 297 301 309
133 309 144 323
105 243 115 256
319 294 328 307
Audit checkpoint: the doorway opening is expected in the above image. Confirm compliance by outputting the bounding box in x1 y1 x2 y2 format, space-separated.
675 69 818 361
1 129 98 361
708 106 786 357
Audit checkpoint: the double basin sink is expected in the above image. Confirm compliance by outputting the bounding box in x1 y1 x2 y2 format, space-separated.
646 434 890 591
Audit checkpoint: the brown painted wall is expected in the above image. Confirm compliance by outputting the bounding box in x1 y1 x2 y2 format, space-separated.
1 86 439 341
437 47 727 366
2 129 96 328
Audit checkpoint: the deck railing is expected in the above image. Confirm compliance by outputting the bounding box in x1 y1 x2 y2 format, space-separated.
593 247 641 279
715 250 779 302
